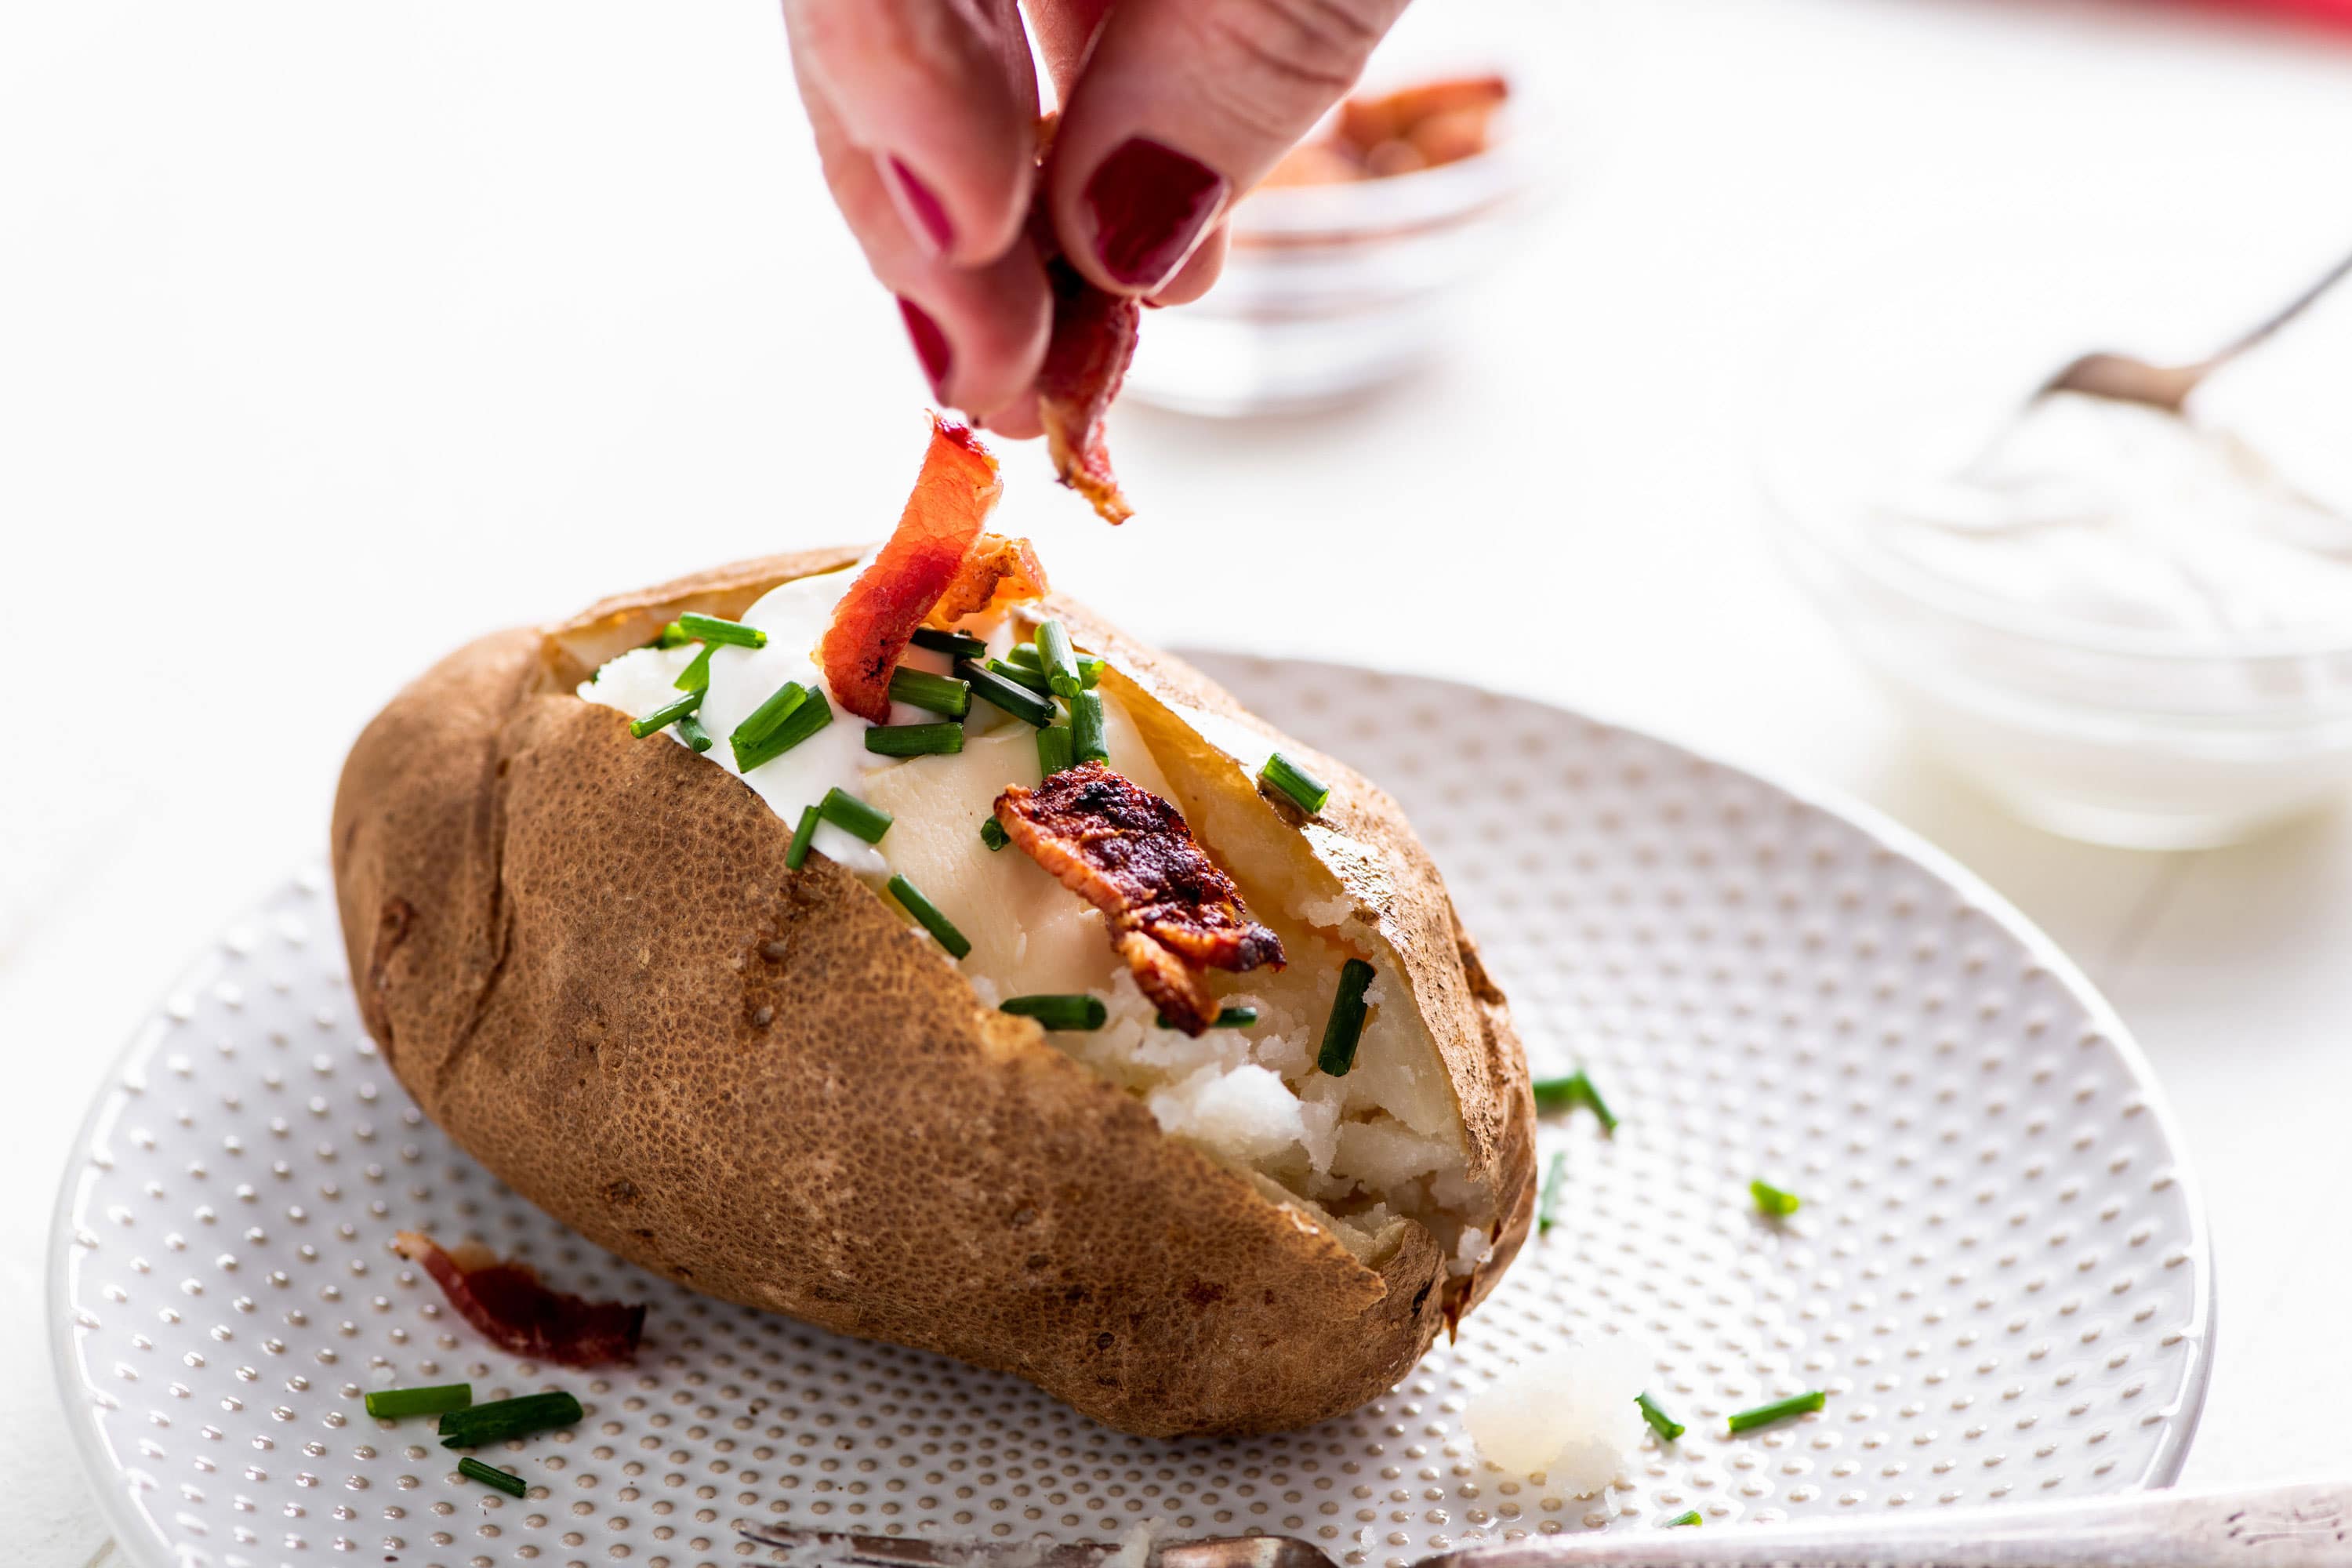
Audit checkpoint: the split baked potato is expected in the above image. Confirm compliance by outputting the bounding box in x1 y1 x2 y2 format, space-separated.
332 419 1535 1437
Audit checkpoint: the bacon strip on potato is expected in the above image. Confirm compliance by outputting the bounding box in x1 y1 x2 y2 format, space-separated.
1036 250 1140 526
994 760 1283 1034
394 1230 646 1367
924 532 1049 628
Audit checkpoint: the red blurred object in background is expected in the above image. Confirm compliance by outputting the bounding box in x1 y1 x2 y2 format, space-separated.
2180 0 2352 29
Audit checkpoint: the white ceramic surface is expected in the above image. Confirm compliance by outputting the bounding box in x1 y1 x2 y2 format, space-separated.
49 657 2214 1568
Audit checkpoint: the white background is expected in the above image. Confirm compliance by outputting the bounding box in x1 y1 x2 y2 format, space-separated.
6 1 2352 1561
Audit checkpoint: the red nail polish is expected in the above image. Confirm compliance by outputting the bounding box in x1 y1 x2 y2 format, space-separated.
886 157 954 257
1082 136 1229 291
897 296 952 403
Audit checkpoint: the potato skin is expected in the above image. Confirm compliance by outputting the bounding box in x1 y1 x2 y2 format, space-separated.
333 550 1534 1437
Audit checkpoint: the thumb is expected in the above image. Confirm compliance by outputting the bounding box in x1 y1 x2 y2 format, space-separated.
1044 0 1410 296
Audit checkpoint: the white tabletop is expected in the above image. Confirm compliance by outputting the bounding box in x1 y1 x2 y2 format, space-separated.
7 2 2352 1561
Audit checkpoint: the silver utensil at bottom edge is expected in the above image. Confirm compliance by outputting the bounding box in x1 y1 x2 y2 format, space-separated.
741 1479 2352 1568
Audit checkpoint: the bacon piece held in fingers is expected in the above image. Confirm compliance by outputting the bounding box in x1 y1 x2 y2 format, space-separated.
924 532 1049 628
394 1231 645 1367
1036 251 1140 526
995 761 1284 1034
819 415 1004 722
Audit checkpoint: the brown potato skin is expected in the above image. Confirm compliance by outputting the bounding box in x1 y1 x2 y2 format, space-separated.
333 550 1535 1437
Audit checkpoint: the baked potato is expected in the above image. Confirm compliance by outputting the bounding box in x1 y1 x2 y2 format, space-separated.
332 419 1535 1437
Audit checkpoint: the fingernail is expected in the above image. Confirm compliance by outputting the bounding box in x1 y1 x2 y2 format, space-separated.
1081 136 1229 292
885 157 954 257
897 296 953 404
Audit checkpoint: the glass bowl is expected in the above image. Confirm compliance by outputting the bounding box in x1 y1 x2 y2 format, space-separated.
1758 230 2352 849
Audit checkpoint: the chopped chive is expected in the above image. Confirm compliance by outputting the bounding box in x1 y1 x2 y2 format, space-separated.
436 1391 584 1450
363 1383 472 1421
1316 958 1377 1076
865 722 966 758
651 620 688 649
887 873 971 959
1007 644 1105 687
999 994 1108 1031
980 817 1010 851
1751 1178 1802 1218
731 680 808 748
1154 1007 1260 1030
786 804 821 870
1636 1393 1686 1443
1004 644 1040 667
1036 724 1074 779
732 685 833 773
675 612 766 649
674 642 716 692
956 659 1056 727
1531 1069 1618 1134
1260 752 1332 815
887 666 971 718
1034 620 1084 699
1665 1510 1703 1528
1537 1149 1569 1236
457 1457 528 1497
628 689 703 739
986 656 1052 694
1068 689 1108 765
1726 1390 1827 1433
673 714 714 754
910 626 986 659
818 786 892 844
1079 655 1105 688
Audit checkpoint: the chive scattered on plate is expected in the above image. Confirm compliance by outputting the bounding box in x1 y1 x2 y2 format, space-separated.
910 626 985 660
1637 1392 1686 1443
956 659 1056 728
1068 689 1108 766
1000 994 1108 1031
436 1391 584 1450
785 804 822 870
887 873 971 959
628 689 703 739
732 684 833 773
1726 1390 1827 1433
1531 1069 1618 1134
362 1382 472 1421
818 786 892 844
986 656 1052 695
1751 1178 1802 1217
1034 619 1084 699
1537 1149 1568 1236
1316 959 1377 1076
457 1457 528 1497
887 666 971 718
674 642 716 692
980 817 1010 851
1156 1006 1260 1030
1036 724 1074 779
673 713 714 754
675 612 767 649
1260 752 1331 815
865 721 966 758
1665 1510 1702 1528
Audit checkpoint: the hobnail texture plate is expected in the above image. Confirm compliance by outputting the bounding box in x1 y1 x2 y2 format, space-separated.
51 655 2213 1568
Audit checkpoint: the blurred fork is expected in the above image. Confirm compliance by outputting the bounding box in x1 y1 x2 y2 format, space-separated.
743 1478 2352 1568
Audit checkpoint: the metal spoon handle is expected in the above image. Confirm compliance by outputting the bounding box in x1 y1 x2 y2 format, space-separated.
1427 1481 2352 1568
2211 246 2352 367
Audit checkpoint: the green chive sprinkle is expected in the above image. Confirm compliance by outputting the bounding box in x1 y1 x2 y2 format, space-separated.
1007 644 1103 687
1537 1149 1569 1236
363 1383 472 1421
457 1457 528 1497
986 656 1052 694
1154 1007 1260 1030
818 786 891 844
1726 1390 1827 1433
886 873 971 958
1751 1178 1802 1218
1531 1069 1618 1134
887 666 971 718
786 804 821 870
437 1391 584 1450
1034 620 1083 699
673 713 714 754
1036 724 1074 779
910 626 985 660
1637 1392 1685 1442
1000 994 1108 1032
1260 752 1332 815
674 642 716 692
651 620 688 649
628 689 703 739
743 686 847 771
865 721 966 758
1069 689 1109 766
731 680 807 749
956 659 1056 728
980 817 1010 851
1316 959 1377 1076
675 612 766 649
1665 1510 1703 1528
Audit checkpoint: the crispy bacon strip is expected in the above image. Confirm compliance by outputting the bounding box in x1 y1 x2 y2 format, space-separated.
924 532 1049 628
818 415 1003 721
394 1231 645 1367
994 760 1283 1034
1036 249 1140 526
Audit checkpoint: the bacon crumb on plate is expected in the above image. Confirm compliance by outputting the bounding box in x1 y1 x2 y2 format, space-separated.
394 1230 646 1367
994 760 1283 1034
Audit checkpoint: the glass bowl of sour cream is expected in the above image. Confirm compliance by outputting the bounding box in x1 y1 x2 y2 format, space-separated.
1759 230 2352 848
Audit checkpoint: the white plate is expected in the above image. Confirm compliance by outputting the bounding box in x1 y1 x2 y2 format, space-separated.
50 655 2215 1568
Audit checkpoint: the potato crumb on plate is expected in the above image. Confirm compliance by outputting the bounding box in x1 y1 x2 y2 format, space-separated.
1463 1335 1651 1496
